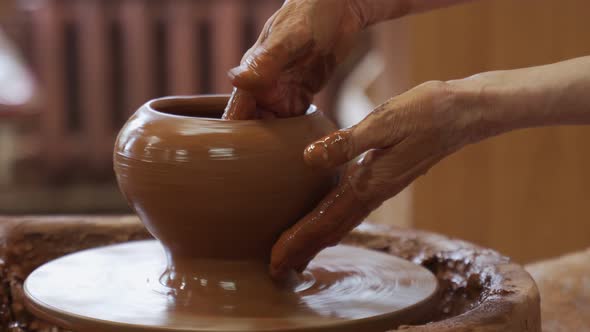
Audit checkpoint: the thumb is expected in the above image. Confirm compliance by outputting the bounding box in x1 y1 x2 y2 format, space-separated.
304 103 402 168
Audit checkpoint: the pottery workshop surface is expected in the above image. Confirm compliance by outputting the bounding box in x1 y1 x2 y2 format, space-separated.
0 215 553 332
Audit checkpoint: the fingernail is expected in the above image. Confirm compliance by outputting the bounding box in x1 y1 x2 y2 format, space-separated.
304 142 329 168
304 130 352 168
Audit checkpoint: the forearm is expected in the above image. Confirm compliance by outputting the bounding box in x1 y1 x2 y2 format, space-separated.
355 0 476 26
452 56 590 142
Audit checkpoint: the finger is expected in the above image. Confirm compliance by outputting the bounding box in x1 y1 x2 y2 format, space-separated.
222 88 258 120
255 82 311 118
228 15 313 91
351 140 446 204
230 9 278 77
229 43 307 91
269 179 371 279
244 9 279 61
271 143 446 279
303 99 405 168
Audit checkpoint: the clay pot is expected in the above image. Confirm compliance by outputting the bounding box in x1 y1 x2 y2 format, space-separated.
27 99 445 331
113 95 337 265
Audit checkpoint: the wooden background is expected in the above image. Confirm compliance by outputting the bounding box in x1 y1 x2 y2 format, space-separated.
374 0 590 263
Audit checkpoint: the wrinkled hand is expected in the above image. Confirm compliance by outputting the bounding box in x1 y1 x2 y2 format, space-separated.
270 81 485 278
223 0 365 119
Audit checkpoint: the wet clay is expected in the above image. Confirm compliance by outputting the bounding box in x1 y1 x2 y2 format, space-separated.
344 224 541 331
24 241 439 332
7 216 540 331
113 94 337 263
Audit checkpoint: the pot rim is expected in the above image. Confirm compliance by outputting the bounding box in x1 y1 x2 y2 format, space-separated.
145 94 320 122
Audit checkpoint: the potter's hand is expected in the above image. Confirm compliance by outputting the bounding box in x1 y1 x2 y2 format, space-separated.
270 55 590 278
222 0 479 120
223 0 365 119
269 81 477 277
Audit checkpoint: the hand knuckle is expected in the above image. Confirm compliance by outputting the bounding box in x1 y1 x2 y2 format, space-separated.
420 80 453 98
345 0 368 30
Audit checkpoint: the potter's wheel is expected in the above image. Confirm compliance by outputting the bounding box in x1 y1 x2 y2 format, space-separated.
24 240 438 332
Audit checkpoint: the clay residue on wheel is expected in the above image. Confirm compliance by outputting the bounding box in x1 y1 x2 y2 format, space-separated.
343 223 539 331
1 217 539 332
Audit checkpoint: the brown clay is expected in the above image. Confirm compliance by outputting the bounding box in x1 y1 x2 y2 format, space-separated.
7 216 541 332
113 94 337 263
22 96 442 332
24 240 439 332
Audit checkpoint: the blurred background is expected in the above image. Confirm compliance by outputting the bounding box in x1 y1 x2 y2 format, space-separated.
0 0 589 264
